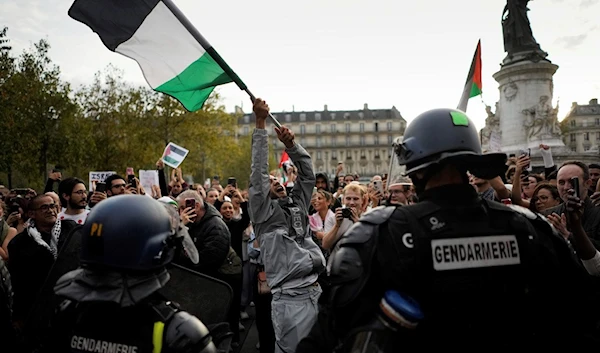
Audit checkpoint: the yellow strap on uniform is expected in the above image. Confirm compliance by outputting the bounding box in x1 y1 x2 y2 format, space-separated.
153 321 165 353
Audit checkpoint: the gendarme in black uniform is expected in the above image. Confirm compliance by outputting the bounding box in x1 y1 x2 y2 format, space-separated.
298 108 600 352
42 195 216 353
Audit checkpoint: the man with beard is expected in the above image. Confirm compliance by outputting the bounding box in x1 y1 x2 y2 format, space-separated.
58 177 90 225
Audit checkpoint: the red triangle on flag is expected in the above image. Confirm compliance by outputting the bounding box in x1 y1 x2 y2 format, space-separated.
279 151 290 168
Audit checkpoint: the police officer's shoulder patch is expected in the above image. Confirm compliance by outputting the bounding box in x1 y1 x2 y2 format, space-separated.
505 204 538 220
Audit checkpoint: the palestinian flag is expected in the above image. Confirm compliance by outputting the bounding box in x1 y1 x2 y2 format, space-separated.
162 142 189 168
279 151 290 169
279 151 292 184
68 0 245 112
457 40 482 112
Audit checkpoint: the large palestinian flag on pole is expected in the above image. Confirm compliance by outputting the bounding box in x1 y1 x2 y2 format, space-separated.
68 0 244 111
457 40 482 112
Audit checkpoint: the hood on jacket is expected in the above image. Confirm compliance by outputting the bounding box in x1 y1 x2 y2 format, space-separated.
315 172 332 193
198 202 222 224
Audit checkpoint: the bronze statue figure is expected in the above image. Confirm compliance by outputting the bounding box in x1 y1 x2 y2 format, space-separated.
502 0 543 55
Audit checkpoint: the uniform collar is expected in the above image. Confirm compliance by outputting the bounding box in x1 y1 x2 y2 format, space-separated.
418 184 479 205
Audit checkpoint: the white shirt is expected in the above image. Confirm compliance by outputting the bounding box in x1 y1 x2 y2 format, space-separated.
58 209 91 225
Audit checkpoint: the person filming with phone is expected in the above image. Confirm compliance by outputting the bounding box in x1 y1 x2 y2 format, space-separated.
321 183 368 251
544 161 600 274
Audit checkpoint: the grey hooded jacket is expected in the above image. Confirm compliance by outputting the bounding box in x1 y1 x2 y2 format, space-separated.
249 129 325 292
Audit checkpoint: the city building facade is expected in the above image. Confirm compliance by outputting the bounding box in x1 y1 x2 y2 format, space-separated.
561 98 600 153
237 104 407 180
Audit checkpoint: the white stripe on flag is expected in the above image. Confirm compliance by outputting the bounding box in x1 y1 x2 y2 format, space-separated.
115 1 207 88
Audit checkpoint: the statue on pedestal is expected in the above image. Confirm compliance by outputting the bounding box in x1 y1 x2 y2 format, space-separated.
481 103 501 149
502 0 548 62
523 95 561 140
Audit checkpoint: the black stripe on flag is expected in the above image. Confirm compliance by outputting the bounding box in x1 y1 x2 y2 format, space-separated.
170 144 186 157
68 0 161 51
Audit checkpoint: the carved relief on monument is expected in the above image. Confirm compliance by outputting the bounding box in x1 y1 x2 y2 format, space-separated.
522 95 561 140
503 81 518 101
481 103 501 148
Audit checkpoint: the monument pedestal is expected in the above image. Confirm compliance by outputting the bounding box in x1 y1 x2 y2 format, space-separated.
493 59 567 155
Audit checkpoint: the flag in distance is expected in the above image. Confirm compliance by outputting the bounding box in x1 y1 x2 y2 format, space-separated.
457 40 482 112
68 0 245 112
162 142 189 168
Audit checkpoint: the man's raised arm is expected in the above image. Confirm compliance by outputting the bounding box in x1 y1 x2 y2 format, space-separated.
248 99 274 224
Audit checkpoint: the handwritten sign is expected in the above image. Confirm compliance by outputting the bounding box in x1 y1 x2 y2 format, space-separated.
139 170 159 196
89 171 116 191
489 131 502 153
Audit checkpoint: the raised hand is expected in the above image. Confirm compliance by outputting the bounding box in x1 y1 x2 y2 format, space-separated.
275 126 295 148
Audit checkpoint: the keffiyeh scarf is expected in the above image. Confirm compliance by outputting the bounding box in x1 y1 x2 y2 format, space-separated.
27 220 61 259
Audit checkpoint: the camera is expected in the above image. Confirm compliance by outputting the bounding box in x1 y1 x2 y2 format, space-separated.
341 208 353 219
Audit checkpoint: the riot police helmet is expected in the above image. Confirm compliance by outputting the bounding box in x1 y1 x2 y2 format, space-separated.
80 195 175 272
394 108 506 178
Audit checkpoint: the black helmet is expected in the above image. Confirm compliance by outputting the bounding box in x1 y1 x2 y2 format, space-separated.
394 108 506 178
80 195 175 272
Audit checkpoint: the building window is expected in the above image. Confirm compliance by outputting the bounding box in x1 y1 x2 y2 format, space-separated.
596 118 600 126
360 136 365 146
375 150 380 158
244 115 250 123
374 122 379 132
358 112 364 119
346 152 352 160
345 123 351 133
243 126 249 135
300 113 306 121
300 125 306 135
570 120 576 127
285 114 292 122
332 151 337 159
344 113 351 120
315 113 321 120
584 145 591 151
316 124 321 134
330 113 336 120
330 124 336 133
374 136 379 145
388 135 393 144
317 137 322 147
596 132 600 140
584 132 590 141
301 137 307 146
570 133 576 142
361 150 366 158
345 136 351 146
387 122 392 131
571 146 577 152
360 123 364 132
317 151 322 160
332 136 337 146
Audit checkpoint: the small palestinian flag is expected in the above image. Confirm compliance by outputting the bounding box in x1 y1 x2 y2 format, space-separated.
457 40 482 112
68 0 245 112
162 142 189 168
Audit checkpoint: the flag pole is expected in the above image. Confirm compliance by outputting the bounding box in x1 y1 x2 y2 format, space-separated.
162 0 282 128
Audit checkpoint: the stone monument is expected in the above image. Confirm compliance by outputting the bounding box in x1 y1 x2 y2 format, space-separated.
484 0 567 155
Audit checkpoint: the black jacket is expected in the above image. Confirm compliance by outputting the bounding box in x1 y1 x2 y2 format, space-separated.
7 220 78 322
185 202 231 276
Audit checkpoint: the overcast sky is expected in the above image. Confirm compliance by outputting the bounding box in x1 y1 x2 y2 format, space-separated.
1 0 599 131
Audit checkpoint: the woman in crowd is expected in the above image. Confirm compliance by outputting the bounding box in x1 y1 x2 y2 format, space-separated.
529 183 562 213
308 190 336 249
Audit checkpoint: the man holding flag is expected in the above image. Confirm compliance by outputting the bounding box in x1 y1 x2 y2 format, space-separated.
249 99 325 353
